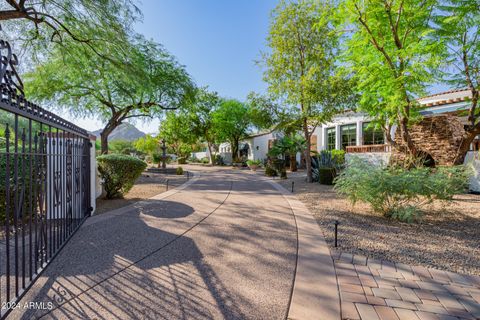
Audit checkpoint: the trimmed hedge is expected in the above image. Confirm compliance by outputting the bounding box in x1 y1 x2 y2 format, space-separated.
97 154 147 199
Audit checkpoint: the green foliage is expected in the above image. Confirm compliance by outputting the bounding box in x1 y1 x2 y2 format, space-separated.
109 140 135 155
214 154 225 166
331 150 345 165
97 154 147 199
0 151 33 223
339 0 444 150
158 112 197 158
246 160 262 166
262 0 354 182
334 158 470 222
200 157 209 164
177 157 187 164
212 99 252 159
176 166 184 175
134 135 160 155
24 32 194 153
311 150 344 183
265 165 278 177
268 135 305 158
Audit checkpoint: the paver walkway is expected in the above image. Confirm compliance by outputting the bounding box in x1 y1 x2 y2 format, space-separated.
333 245 480 320
10 168 300 319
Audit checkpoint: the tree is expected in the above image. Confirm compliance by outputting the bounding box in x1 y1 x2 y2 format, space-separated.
340 0 443 158
158 112 197 158
134 134 160 156
186 87 221 164
268 134 306 172
212 99 251 161
0 0 139 52
24 35 195 154
436 0 480 164
262 0 353 182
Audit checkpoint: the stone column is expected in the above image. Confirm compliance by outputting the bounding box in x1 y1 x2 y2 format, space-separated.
356 121 363 146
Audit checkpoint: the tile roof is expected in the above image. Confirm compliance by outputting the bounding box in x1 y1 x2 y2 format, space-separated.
417 88 471 107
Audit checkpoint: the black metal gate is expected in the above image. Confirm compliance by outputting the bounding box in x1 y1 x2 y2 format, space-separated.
0 39 92 318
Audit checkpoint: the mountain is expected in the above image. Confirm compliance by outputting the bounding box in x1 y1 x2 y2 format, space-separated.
91 123 146 142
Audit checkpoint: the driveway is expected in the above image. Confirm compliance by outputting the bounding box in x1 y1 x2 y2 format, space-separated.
10 168 298 319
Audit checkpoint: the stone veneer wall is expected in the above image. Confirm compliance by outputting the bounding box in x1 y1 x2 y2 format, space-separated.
393 115 465 166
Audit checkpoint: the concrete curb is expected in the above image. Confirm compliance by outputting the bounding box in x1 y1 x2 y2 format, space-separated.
84 171 200 227
266 178 341 320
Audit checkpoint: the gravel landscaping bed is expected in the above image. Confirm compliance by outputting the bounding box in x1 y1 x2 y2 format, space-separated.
95 171 187 214
275 170 480 276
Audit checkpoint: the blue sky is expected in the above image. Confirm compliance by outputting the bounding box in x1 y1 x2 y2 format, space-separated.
69 0 278 133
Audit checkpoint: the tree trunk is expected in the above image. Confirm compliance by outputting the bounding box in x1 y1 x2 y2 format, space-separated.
400 116 417 157
303 118 312 183
454 129 480 165
100 122 117 154
207 141 214 165
231 139 239 162
289 153 297 172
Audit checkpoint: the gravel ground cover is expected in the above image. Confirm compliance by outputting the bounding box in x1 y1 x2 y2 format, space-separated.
95 171 187 214
275 170 480 276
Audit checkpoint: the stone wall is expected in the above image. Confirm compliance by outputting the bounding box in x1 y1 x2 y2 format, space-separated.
393 115 465 166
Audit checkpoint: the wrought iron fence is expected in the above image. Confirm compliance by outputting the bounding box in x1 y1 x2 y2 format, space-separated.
0 39 92 318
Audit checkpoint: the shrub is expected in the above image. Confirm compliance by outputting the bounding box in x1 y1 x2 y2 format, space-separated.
214 154 224 166
176 166 184 175
200 157 209 164
331 149 345 165
265 165 278 177
334 158 470 222
97 154 147 199
246 159 262 166
178 157 187 164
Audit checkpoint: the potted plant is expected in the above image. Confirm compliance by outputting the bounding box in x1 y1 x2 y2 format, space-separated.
246 159 262 171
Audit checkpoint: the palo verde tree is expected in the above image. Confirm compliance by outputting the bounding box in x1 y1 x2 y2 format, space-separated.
212 99 252 161
0 0 139 53
436 0 480 164
24 34 195 154
262 0 353 182
340 0 443 158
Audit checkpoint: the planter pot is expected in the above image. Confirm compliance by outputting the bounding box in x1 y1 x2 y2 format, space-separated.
318 167 336 185
249 164 259 171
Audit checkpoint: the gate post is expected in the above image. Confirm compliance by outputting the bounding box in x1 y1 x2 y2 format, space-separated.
89 134 97 214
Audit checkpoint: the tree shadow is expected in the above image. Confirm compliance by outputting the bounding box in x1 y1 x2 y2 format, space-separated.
9 200 247 320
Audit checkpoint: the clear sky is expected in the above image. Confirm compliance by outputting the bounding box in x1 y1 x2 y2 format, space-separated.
66 0 278 134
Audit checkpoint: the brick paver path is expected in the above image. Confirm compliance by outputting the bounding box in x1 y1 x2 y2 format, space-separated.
332 250 480 320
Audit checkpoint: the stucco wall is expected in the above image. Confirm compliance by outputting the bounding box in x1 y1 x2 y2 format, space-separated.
345 152 391 168
465 151 480 193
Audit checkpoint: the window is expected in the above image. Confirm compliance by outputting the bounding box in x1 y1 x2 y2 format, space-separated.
326 127 336 150
362 122 385 145
341 124 357 150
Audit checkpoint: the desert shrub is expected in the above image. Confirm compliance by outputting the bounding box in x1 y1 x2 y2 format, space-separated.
334 158 470 222
97 154 147 199
178 157 187 164
246 159 262 166
312 150 344 184
176 166 184 175
330 149 345 165
265 165 277 177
